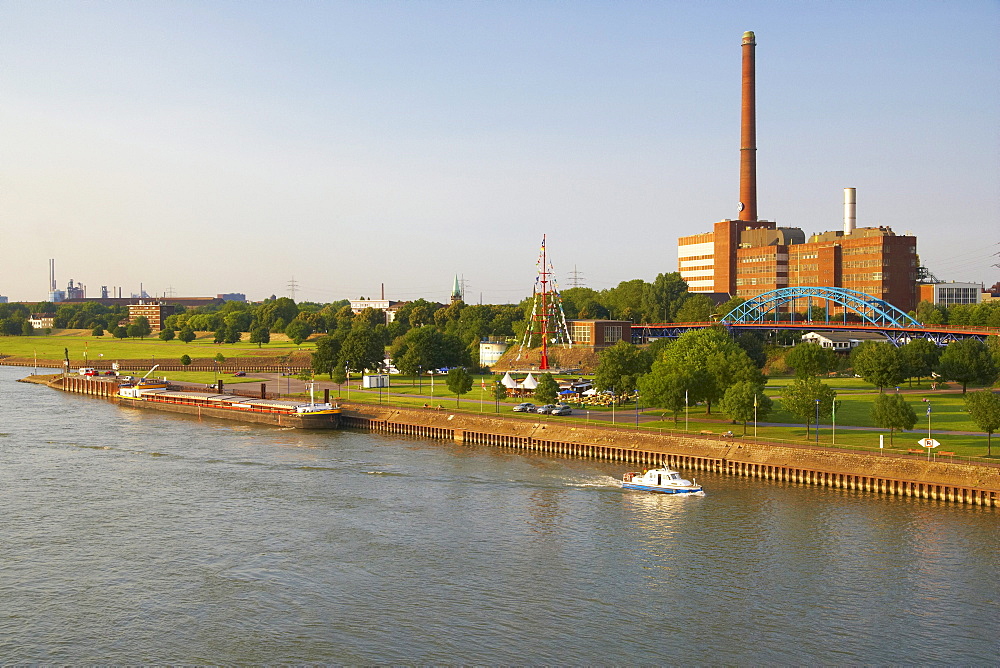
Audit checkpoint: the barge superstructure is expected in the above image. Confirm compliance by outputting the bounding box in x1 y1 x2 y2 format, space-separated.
117 381 341 428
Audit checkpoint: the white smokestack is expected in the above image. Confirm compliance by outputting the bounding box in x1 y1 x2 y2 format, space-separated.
843 187 856 235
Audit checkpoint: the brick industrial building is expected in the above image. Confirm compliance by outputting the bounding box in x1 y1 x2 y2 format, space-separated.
678 32 917 314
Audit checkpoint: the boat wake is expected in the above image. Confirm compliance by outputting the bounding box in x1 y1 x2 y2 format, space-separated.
565 475 622 489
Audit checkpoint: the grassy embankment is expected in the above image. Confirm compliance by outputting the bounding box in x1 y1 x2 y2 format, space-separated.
0 330 315 362
324 374 998 461
5 332 996 459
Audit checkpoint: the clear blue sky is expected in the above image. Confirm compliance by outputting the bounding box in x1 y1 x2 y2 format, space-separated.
2 1 997 303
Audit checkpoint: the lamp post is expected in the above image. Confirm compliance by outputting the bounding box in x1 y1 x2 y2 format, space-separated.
635 393 640 428
753 391 758 440
685 389 689 434
611 386 615 425
345 362 350 400
832 392 837 446
924 399 932 460
815 398 820 445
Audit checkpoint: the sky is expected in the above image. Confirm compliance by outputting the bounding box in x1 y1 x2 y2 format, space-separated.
1 1 998 304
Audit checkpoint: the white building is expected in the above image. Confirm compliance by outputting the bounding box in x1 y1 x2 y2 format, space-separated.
479 340 508 368
349 299 402 323
801 331 888 351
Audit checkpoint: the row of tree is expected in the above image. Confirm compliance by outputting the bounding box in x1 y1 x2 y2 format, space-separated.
590 328 1000 445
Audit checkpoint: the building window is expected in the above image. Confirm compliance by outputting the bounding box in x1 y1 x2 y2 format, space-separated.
603 326 622 344
571 325 591 344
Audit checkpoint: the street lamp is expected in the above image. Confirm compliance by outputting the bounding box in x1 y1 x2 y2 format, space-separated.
685 389 689 433
815 398 820 445
832 392 837 446
345 362 350 400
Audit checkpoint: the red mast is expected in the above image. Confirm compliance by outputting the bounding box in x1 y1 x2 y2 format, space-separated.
537 235 550 370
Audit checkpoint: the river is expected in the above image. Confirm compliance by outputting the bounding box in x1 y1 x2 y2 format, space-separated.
0 366 996 663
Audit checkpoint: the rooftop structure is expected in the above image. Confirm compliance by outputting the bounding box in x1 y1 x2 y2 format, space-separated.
677 33 917 314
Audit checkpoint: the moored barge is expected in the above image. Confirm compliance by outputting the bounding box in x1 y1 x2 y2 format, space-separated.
117 380 341 429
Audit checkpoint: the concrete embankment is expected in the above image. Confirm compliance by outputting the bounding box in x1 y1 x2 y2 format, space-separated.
20 373 999 507
339 402 1000 508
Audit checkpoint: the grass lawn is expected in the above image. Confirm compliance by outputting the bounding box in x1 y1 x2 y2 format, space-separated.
323 373 998 461
0 330 316 363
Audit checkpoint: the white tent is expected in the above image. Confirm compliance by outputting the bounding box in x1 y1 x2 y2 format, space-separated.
521 373 538 390
500 372 518 389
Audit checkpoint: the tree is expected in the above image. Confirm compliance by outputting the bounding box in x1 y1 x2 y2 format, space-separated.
91 325 104 337
593 340 650 396
132 316 152 339
158 328 175 342
870 393 917 445
390 326 466 376
638 367 701 425
938 339 998 393
785 342 838 378
781 376 837 438
311 334 343 378
113 325 128 339
721 381 773 435
534 372 559 405
330 365 347 397
21 320 33 336
493 379 508 412
126 323 142 338
214 353 226 364
213 327 227 344
224 327 242 344
178 326 196 344
899 338 940 385
446 367 473 406
674 294 716 323
964 390 1000 456
285 319 314 345
180 354 192 366
652 327 764 414
340 326 385 373
248 326 270 348
851 341 905 391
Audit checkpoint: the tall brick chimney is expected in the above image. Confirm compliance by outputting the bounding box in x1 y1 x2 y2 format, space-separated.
739 30 757 223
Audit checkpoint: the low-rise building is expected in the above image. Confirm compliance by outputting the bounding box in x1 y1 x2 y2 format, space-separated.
801 331 888 350
349 299 403 322
479 339 508 368
917 282 983 306
567 320 632 350
128 300 172 331
28 314 55 329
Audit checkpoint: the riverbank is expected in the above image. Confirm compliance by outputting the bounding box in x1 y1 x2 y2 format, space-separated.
337 401 1000 507
20 372 1000 506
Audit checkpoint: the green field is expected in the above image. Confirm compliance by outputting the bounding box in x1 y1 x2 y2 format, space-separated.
0 330 316 363
297 373 998 461
6 332 997 461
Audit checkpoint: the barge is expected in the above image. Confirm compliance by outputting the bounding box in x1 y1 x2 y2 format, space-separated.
117 377 341 429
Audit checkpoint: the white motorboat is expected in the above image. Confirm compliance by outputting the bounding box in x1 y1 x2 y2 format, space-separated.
622 465 704 495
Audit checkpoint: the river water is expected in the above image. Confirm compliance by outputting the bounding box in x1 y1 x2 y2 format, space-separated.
0 366 996 664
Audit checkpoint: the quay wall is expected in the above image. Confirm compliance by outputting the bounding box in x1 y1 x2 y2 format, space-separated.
21 374 338 429
339 403 1000 508
20 374 1000 507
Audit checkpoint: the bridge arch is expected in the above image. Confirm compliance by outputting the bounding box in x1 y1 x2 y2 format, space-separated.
721 287 920 329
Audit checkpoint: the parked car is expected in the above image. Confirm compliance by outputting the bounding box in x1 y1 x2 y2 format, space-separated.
513 403 536 413
233 371 246 377
550 405 573 416
535 404 557 415
103 371 115 376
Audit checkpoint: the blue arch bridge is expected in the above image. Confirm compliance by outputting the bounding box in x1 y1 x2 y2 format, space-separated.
630 286 996 347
